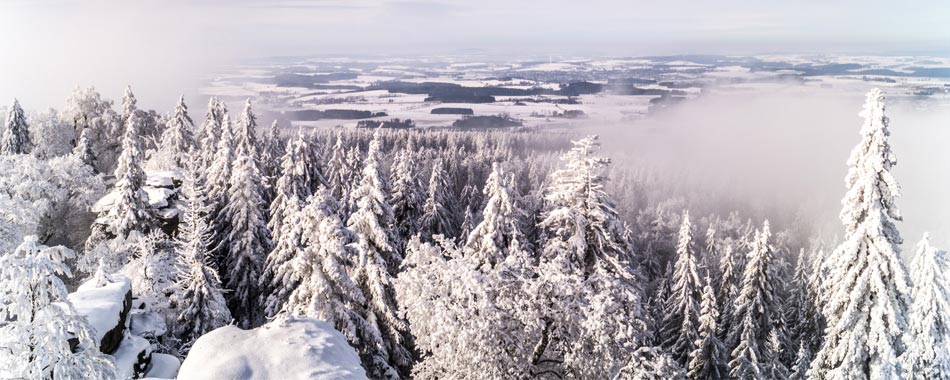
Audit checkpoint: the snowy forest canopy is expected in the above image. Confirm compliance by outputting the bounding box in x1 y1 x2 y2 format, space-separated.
0 85 946 380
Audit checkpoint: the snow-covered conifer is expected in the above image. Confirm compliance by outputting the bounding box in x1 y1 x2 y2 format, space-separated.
900 233 950 379
532 135 647 378
729 312 762 380
155 95 195 170
106 113 152 237
221 146 272 327
420 159 455 240
661 210 701 364
389 144 424 243
2 99 32 155
346 131 412 378
688 275 727 380
764 329 790 380
464 162 526 270
73 127 97 169
234 99 258 157
173 166 231 353
727 221 778 355
808 88 911 380
615 347 686 380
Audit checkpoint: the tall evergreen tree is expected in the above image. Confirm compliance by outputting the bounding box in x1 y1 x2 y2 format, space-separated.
661 210 701 364
173 165 231 353
345 131 412 378
808 88 911 380
157 95 196 170
234 99 258 158
198 97 223 171
260 133 313 318
688 274 728 380
107 113 152 237
729 312 763 380
900 233 950 379
727 222 779 356
2 98 31 154
531 135 647 378
221 145 272 328
420 159 455 240
464 162 526 270
73 127 97 170
389 144 424 245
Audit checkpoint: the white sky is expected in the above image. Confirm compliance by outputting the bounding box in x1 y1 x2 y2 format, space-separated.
0 0 948 107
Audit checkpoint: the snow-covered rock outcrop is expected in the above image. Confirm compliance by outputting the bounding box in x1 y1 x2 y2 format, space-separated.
67 274 133 353
67 273 180 379
178 316 367 380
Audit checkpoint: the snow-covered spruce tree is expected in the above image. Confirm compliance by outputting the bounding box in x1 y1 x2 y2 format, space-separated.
325 133 352 215
661 210 701 364
155 95 195 170
259 120 285 201
267 132 313 239
764 329 791 380
808 88 911 380
346 131 412 378
173 165 231 354
234 98 258 158
205 113 234 267
900 233 950 379
687 275 727 380
197 97 223 172
791 342 814 380
396 233 537 378
727 222 779 357
0 236 116 380
716 241 740 339
532 135 648 378
729 312 762 380
464 162 527 270
389 143 424 245
2 98 32 154
260 133 313 318
221 145 272 328
73 127 97 170
105 112 153 238
420 158 456 240
284 190 402 379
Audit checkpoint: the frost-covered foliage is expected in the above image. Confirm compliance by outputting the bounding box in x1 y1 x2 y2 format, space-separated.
0 236 116 380
32 109 75 160
2 98 32 155
0 154 104 254
62 86 122 174
808 88 911 380
396 235 536 379
531 135 648 378
615 346 686 380
900 234 950 379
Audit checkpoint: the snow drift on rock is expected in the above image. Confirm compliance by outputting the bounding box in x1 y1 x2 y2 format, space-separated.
177 316 367 380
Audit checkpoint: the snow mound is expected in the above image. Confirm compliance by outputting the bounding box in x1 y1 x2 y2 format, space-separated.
68 274 132 352
178 317 366 380
144 353 181 379
113 334 152 379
